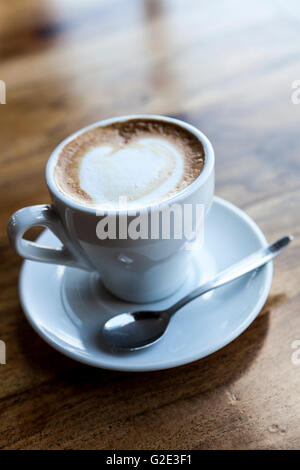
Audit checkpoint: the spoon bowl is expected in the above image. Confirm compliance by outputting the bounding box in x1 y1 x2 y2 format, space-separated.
103 311 169 350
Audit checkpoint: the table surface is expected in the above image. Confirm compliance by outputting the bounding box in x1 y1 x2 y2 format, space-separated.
1 0 300 450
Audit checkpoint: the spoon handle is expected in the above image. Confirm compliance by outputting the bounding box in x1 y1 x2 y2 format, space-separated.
167 235 293 315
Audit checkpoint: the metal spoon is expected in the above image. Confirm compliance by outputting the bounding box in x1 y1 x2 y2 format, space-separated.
102 235 292 351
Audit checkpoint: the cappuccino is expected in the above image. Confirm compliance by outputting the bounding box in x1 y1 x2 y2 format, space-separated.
53 118 205 209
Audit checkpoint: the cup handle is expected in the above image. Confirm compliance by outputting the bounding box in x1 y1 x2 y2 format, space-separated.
7 204 92 270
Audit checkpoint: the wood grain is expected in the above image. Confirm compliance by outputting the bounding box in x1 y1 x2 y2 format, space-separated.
1 0 300 450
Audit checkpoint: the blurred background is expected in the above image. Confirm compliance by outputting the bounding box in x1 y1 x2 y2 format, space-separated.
1 0 300 220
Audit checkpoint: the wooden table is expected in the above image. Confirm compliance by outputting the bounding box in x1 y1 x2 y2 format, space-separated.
1 0 300 450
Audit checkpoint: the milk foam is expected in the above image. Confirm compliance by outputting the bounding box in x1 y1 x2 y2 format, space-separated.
79 137 184 208
54 118 206 208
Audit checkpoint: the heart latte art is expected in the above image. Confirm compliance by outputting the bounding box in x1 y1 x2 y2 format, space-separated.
53 119 205 209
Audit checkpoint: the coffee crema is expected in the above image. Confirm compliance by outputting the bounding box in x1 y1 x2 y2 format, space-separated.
53 118 205 209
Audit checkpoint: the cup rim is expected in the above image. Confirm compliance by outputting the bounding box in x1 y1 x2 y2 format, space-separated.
46 114 215 214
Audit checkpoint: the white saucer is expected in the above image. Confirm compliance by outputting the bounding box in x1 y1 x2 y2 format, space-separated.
19 197 273 372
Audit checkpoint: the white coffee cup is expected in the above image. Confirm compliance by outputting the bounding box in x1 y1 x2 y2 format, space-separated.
8 115 215 302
